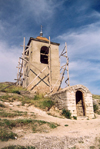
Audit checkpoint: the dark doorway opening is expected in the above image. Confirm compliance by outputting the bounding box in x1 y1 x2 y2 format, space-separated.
76 91 85 116
40 46 49 64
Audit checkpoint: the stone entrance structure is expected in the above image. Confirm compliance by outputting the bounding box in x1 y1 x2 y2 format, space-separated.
51 84 94 119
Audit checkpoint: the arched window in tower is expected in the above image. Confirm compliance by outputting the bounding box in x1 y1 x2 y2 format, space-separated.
40 46 49 64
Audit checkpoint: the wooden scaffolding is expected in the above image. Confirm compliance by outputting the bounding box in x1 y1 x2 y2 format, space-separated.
16 37 70 93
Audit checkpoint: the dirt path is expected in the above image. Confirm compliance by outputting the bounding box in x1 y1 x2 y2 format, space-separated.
0 100 100 149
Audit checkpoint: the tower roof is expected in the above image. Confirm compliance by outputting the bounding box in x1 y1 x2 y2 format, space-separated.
36 36 49 42
27 37 60 46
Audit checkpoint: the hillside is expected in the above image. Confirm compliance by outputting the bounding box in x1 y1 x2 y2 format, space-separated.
0 82 100 149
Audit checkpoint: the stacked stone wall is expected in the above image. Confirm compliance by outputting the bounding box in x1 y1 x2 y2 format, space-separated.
85 93 94 118
51 90 67 110
66 91 77 116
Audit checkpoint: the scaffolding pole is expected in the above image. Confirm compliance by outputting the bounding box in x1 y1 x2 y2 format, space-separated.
49 36 52 92
22 37 25 87
65 42 70 86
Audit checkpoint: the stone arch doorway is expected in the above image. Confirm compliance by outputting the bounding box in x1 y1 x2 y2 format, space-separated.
76 91 85 116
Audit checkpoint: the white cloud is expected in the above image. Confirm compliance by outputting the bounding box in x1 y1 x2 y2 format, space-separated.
57 22 100 94
58 22 100 61
21 0 64 23
0 41 22 82
0 21 4 33
58 23 100 47
87 10 100 19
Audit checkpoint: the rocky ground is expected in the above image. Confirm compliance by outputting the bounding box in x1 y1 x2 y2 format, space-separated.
0 91 100 149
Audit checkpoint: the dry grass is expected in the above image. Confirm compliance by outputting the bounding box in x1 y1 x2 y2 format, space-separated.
0 128 17 141
93 94 100 99
0 110 27 118
0 118 59 141
1 146 35 149
0 82 26 93
0 82 60 143
0 82 100 148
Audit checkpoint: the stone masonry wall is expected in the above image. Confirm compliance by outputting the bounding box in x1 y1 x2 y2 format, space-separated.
66 91 77 116
51 90 67 110
25 39 60 93
84 93 94 119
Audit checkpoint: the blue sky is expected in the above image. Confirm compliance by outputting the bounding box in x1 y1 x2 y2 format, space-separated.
0 0 100 94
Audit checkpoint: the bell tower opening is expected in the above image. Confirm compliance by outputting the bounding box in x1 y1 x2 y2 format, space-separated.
76 91 85 116
40 46 49 64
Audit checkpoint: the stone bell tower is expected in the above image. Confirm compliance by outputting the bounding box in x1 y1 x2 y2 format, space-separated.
23 27 60 93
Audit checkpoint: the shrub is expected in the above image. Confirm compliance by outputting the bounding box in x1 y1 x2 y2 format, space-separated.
42 100 54 110
90 146 95 149
34 95 39 100
48 123 58 129
65 124 68 127
0 129 17 141
73 116 77 120
22 101 25 106
12 90 20 94
0 103 5 108
1 89 6 92
34 94 44 100
0 95 10 101
97 111 100 115
62 109 71 119
93 104 98 113
1 146 35 149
